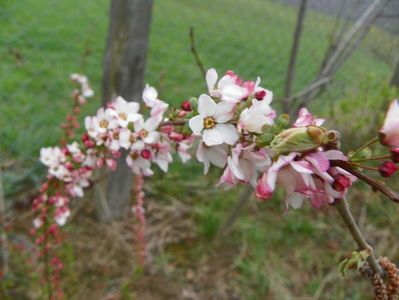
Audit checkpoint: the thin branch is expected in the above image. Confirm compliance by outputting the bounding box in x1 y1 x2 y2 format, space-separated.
349 137 379 159
284 0 308 100
189 26 206 78
332 160 399 203
283 77 331 105
217 185 253 238
334 198 385 277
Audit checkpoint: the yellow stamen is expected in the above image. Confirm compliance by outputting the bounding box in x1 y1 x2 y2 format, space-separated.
203 116 216 129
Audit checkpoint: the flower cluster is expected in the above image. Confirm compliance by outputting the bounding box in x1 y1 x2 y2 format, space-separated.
36 70 399 230
189 69 355 209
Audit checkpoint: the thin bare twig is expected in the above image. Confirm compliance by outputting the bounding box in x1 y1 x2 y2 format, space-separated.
189 26 206 78
283 0 308 101
334 198 385 277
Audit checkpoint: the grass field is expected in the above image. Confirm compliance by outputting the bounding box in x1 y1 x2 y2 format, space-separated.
1 0 399 299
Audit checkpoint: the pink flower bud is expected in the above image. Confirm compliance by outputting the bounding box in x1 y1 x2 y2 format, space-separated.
378 161 398 177
169 132 184 142
84 140 95 148
141 149 151 160
332 174 351 192
390 148 399 163
254 90 266 100
81 133 89 142
181 100 192 111
255 173 273 200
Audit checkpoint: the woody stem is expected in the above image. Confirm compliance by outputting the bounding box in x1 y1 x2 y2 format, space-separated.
334 198 385 277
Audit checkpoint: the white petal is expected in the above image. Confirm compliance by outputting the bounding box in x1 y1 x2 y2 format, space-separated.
203 128 224 146
214 124 239 145
189 115 204 134
221 85 245 102
206 68 218 93
214 102 234 123
198 94 216 117
287 193 305 209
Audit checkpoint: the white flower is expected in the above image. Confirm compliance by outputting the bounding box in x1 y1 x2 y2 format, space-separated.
111 96 142 127
40 147 65 168
142 84 168 117
120 116 162 151
196 142 229 174
153 142 173 172
206 68 246 103
126 150 153 176
189 94 238 146
238 99 275 133
92 108 118 135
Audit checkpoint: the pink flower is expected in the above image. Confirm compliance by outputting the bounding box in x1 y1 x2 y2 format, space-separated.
255 172 273 200
219 143 271 186
380 99 399 148
293 108 325 127
189 94 238 146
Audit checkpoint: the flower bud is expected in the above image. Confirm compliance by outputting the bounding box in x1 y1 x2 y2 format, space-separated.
332 174 351 192
276 113 290 129
270 126 328 156
378 161 398 177
181 100 192 112
390 148 399 163
141 149 151 160
254 90 266 100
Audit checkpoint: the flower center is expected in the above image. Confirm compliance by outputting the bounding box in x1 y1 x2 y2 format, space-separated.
130 152 138 160
130 135 137 143
119 113 127 120
139 129 148 138
203 116 216 129
112 132 119 140
99 120 108 128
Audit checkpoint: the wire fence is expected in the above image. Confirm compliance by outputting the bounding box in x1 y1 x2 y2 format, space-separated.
1 0 398 193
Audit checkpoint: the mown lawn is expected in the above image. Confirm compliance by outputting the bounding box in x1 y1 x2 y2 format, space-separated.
1 0 398 299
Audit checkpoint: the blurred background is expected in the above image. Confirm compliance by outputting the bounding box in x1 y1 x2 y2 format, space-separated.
1 0 399 299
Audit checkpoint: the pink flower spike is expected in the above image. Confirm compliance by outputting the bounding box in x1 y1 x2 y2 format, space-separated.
380 99 399 148
378 161 398 177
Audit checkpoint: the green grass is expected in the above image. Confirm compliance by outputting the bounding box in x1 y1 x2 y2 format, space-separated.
1 1 399 299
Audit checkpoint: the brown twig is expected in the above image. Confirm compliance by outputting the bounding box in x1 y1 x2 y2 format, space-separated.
189 26 206 78
332 160 399 203
334 198 385 277
283 0 308 101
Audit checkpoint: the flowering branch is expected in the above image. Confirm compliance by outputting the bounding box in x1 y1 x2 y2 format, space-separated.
31 69 399 298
